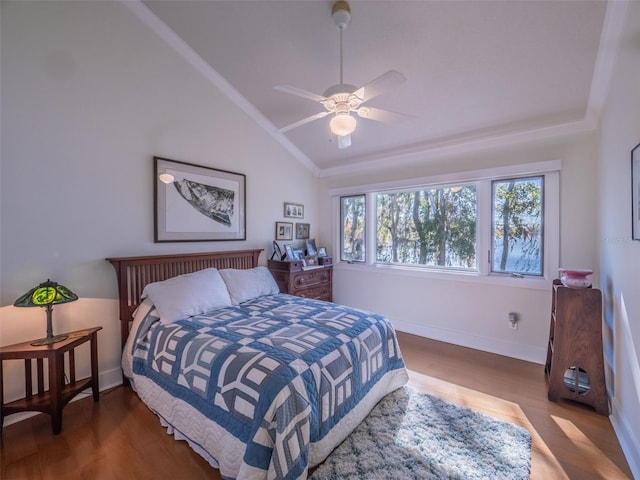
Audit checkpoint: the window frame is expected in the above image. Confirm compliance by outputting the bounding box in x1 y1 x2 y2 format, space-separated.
490 175 545 277
331 161 560 290
339 194 367 263
374 184 479 270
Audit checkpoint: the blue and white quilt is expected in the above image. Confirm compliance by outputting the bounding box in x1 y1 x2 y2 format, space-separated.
124 294 408 480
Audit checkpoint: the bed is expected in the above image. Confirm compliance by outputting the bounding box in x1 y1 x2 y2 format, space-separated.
107 249 408 480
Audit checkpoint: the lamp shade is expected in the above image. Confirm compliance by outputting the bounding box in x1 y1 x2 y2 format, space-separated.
14 279 78 346
14 279 78 308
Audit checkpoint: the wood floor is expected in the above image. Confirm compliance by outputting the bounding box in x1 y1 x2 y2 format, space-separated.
1 332 633 479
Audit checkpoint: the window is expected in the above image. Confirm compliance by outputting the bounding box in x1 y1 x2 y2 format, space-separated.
491 176 544 276
340 195 365 262
334 161 559 283
376 186 477 269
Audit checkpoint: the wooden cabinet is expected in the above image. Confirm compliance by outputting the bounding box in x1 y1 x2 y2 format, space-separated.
0 327 102 437
545 280 608 415
267 259 332 302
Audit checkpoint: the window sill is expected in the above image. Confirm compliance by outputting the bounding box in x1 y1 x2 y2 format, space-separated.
334 261 554 291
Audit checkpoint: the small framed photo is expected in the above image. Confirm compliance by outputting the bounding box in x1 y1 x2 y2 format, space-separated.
633 142 640 240
284 202 304 219
284 244 294 260
305 255 318 266
293 249 305 261
318 247 328 257
275 221 293 241
296 222 310 239
306 238 317 255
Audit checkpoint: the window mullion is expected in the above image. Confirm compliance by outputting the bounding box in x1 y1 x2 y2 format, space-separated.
366 192 376 265
476 181 491 276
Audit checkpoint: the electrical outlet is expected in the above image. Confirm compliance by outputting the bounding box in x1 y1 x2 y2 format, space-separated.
509 312 518 330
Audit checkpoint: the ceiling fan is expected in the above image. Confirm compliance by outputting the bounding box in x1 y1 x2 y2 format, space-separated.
274 1 409 149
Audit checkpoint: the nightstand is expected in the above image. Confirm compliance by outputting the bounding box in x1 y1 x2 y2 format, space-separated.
0 326 102 437
267 259 333 302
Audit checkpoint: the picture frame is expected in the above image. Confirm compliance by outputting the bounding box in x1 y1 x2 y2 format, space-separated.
318 247 328 257
296 222 310 239
305 254 318 266
293 249 305 261
284 244 294 260
275 221 293 241
271 240 284 260
633 143 640 241
306 238 317 256
154 157 246 242
284 202 304 219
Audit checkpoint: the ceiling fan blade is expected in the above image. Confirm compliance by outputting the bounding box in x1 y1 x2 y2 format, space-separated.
352 70 406 104
356 106 413 123
337 135 351 149
277 111 329 133
274 85 329 103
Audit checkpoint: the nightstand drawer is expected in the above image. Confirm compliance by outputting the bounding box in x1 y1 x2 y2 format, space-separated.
292 269 330 289
295 284 330 301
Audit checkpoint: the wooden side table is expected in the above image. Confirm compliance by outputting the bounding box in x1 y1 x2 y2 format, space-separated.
544 280 608 415
0 326 102 437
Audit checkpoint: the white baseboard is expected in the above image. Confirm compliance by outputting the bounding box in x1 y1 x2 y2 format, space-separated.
610 398 640 479
2 367 123 428
392 317 546 364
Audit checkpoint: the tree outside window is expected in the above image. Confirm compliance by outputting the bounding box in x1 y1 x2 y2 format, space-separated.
340 195 365 262
491 176 543 275
376 186 477 269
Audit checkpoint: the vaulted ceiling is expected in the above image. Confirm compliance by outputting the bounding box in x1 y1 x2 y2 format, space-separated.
139 1 611 175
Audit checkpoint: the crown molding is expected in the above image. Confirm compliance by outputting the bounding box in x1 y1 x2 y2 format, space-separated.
319 118 595 178
121 1 319 176
585 0 630 126
123 0 620 182
319 0 626 179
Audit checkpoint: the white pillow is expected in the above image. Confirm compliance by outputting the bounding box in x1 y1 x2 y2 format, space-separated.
141 268 232 323
219 266 280 304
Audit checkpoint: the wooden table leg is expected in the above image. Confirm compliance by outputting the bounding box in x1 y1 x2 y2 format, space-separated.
49 352 64 434
91 333 100 402
0 359 4 439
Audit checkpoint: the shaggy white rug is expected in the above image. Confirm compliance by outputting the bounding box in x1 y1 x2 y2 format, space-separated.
310 387 531 480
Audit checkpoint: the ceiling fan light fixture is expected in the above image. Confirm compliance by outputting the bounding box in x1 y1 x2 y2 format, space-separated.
330 113 356 136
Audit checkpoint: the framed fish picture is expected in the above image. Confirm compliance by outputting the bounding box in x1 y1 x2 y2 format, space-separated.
154 157 246 242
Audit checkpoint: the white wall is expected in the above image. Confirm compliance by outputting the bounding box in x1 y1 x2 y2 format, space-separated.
0 1 317 406
597 1 640 475
319 131 600 363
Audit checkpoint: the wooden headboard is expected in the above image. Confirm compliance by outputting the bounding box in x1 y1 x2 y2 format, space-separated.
106 249 263 348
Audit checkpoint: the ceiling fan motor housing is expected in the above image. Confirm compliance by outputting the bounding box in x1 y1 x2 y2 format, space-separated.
323 83 357 98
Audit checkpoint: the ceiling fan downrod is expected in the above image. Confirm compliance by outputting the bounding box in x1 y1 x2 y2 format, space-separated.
332 1 351 86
